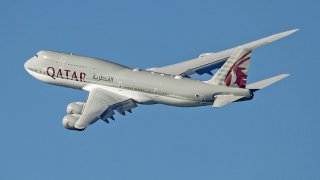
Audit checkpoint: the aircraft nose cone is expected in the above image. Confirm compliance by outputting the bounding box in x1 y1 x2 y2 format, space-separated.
24 59 30 71
24 56 36 71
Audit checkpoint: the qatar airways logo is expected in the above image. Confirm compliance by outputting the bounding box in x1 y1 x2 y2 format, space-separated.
46 67 86 82
224 51 251 88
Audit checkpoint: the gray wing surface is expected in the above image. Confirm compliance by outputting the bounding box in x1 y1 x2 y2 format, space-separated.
74 85 137 129
148 52 230 76
148 29 298 76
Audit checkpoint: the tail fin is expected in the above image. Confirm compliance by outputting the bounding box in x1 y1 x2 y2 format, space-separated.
207 47 251 88
246 74 289 91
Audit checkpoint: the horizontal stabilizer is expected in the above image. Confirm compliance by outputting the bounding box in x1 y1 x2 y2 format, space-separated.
246 74 289 91
213 95 245 107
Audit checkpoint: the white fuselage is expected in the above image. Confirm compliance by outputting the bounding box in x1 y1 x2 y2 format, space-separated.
24 51 251 107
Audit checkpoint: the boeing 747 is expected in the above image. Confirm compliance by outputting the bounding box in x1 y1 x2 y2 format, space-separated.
24 29 298 131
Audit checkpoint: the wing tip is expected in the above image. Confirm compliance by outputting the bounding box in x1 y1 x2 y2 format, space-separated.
242 28 299 50
279 29 299 38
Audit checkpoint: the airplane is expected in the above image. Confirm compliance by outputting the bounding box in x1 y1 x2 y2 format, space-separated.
24 29 298 131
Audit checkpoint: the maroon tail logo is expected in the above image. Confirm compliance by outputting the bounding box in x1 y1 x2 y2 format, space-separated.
224 51 251 88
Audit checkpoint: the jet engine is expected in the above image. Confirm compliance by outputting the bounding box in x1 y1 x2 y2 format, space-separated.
67 102 85 114
63 102 86 131
62 114 84 131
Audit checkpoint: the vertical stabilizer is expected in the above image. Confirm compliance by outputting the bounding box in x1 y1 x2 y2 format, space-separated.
207 47 251 88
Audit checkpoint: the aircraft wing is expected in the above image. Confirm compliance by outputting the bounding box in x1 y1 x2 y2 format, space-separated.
74 85 137 130
147 29 298 76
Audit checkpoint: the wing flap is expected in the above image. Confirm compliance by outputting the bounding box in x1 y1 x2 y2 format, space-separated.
74 85 137 129
100 99 137 120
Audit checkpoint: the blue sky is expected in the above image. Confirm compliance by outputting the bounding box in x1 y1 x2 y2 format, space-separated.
0 0 319 179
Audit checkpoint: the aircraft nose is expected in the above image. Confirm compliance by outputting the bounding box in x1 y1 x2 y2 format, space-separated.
24 56 36 71
24 59 30 70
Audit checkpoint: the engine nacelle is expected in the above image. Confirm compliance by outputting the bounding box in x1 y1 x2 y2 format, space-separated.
67 102 85 114
62 114 84 131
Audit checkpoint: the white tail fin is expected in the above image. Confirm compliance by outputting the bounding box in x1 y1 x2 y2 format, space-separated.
207 47 251 88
